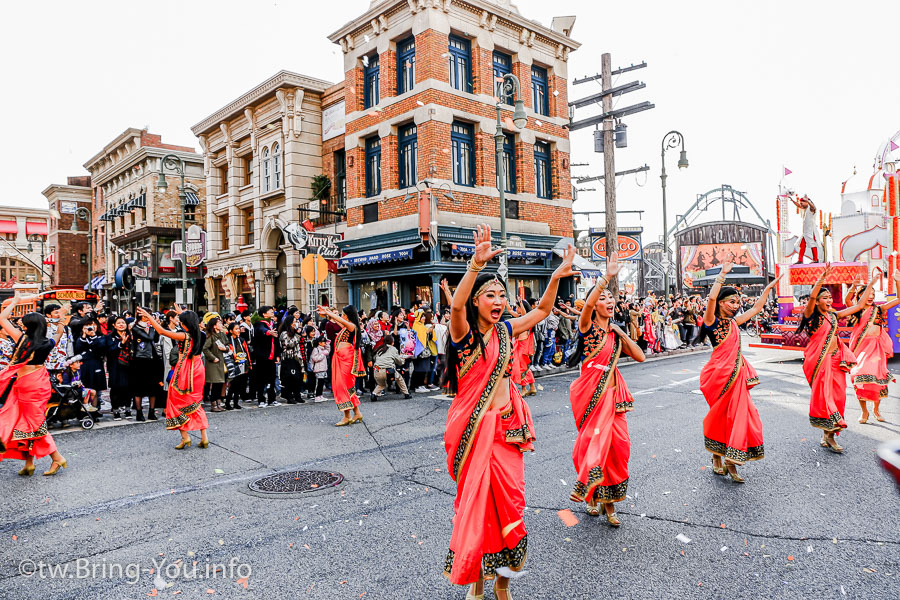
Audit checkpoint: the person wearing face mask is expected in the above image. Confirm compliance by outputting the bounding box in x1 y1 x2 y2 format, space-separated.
132 308 162 421
798 264 875 455
72 318 107 410
699 263 781 483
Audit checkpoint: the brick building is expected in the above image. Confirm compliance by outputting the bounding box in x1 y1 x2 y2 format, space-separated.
191 71 346 313
84 128 206 312
41 176 92 288
0 205 51 294
327 0 579 308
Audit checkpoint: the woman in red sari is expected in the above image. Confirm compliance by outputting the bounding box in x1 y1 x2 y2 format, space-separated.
800 265 875 453
137 307 209 449
569 252 644 525
510 300 537 397
318 305 365 427
444 225 574 600
846 271 900 423
0 296 68 476
699 263 780 482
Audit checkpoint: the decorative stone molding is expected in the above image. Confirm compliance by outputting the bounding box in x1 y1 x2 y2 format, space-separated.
293 89 304 136
244 107 257 149
198 135 209 175
219 123 234 165
264 269 279 283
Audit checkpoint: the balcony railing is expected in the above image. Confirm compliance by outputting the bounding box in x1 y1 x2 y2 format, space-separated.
307 195 346 228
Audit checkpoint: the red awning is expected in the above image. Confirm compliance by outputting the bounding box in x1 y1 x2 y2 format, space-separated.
25 222 48 236
43 253 55 265
0 220 17 234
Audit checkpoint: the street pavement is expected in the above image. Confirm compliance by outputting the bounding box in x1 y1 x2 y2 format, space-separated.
1 344 898 599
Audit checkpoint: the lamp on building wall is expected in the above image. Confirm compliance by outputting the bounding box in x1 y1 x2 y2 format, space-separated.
495 73 527 291
156 154 189 306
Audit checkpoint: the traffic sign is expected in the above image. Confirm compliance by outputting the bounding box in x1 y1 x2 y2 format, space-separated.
301 253 329 285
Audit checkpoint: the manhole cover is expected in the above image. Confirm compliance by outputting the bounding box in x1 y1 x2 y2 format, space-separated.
248 470 343 495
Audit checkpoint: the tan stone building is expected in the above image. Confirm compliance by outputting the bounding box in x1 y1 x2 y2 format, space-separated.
83 128 206 311
0 205 51 293
41 176 92 288
191 71 348 313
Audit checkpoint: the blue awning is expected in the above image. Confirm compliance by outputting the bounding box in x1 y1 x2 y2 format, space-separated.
84 275 106 291
339 243 419 268
450 243 551 260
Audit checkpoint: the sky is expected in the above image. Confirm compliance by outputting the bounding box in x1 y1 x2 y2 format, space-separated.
4 0 899 248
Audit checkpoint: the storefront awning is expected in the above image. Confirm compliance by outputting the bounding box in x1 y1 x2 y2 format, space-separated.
0 220 17 234
450 243 552 260
184 191 200 206
339 243 420 268
84 275 106 291
25 222 48 236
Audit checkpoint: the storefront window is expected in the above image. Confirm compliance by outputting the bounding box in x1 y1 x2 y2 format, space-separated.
413 285 433 308
309 274 336 310
359 280 389 313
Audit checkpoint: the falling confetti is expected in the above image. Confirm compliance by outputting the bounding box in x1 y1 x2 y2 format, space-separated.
676 534 692 544
557 509 579 527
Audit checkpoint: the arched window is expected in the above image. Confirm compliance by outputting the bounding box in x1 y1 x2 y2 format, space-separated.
272 142 281 190
262 146 271 193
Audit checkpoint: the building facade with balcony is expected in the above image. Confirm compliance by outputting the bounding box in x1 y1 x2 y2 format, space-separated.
191 71 348 314
83 128 206 312
41 176 92 288
0 205 51 296
326 0 579 310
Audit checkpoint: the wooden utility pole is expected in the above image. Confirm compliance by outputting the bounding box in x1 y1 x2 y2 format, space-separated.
601 52 618 294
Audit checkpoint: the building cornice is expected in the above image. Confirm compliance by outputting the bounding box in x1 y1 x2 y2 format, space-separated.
92 147 202 187
41 184 92 199
190 70 334 136
83 127 147 171
0 205 50 218
327 0 579 51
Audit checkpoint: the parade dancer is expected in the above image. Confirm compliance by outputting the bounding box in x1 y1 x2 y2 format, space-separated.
137 307 210 450
318 305 365 427
799 265 875 452
510 299 537 397
568 252 644 525
790 195 819 264
847 271 900 423
699 264 780 482
0 296 68 476
442 224 574 600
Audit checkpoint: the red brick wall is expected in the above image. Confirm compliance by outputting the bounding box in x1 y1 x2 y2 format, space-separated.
140 131 194 153
380 49 397 102
415 29 450 85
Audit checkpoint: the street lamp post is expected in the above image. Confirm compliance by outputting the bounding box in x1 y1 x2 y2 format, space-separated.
660 131 689 295
26 234 46 292
494 73 528 294
70 207 92 292
156 154 189 306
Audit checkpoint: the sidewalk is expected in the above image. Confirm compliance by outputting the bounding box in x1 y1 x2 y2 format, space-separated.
529 343 712 378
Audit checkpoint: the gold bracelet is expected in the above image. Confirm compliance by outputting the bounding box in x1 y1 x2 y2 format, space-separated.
716 276 726 284
468 258 486 272
598 276 608 288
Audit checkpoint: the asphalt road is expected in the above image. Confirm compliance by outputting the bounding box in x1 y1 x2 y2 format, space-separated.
1 344 898 600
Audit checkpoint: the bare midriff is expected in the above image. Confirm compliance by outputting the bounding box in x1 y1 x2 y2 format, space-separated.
336 342 352 352
491 376 511 410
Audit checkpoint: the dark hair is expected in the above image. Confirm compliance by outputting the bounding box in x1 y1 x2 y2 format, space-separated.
241 310 252 318
206 316 221 331
443 272 508 394
178 310 204 356
258 305 274 317
164 311 178 328
341 306 361 348
375 334 395 357
796 287 832 335
22 312 47 342
278 313 296 338
227 321 242 335
42 303 61 316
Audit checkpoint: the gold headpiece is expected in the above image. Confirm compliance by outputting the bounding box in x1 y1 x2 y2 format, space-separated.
474 275 504 298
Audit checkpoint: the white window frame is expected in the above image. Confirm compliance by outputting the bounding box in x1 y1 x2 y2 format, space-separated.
262 146 271 193
272 142 282 190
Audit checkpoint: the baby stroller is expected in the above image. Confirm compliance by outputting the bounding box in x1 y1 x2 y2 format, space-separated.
46 378 95 430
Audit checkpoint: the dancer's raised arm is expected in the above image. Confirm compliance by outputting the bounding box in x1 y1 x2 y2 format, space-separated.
578 252 621 334
803 264 831 318
703 263 732 326
449 224 504 343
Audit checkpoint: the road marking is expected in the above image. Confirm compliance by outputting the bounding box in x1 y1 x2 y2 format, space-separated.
633 375 701 396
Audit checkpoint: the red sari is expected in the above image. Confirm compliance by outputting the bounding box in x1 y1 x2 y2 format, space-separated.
0 364 57 461
512 332 535 387
849 307 894 402
443 321 535 585
699 318 764 464
803 312 855 432
331 328 365 411
568 326 633 503
165 335 208 431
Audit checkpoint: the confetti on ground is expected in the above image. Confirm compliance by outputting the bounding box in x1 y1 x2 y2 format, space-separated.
214 468 224 474
807 546 813 553
560 479 567 486
557 509 579 527
676 534 692 544
206 590 215 595
721 546 728 552
147 590 158 597
11 535 17 541
218 539 224 545
236 577 249 589
787 555 794 561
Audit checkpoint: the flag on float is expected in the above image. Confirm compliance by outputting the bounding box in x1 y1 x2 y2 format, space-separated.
783 167 792 176
891 140 899 152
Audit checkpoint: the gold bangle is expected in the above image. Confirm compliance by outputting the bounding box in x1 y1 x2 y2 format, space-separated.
598 276 609 288
467 258 486 272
